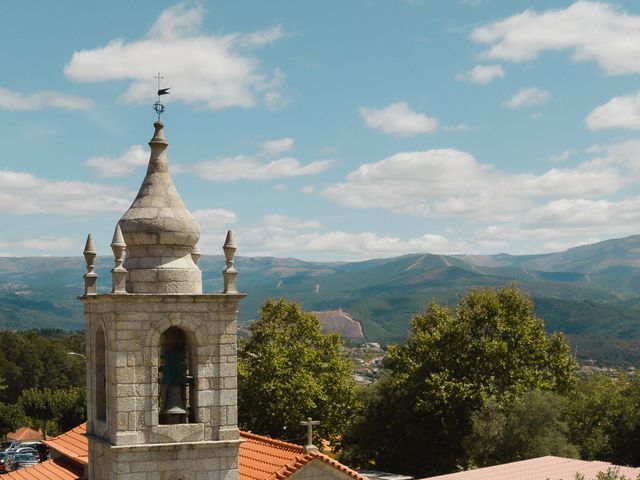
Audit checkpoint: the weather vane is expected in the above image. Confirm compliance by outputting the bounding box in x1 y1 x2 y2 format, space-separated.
153 73 171 122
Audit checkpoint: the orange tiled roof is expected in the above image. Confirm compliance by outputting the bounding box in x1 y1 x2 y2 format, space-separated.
44 424 88 465
15 424 365 480
6 427 42 442
239 431 368 480
422 456 640 480
1 457 83 480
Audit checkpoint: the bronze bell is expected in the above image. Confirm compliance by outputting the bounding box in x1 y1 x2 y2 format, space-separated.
161 384 187 423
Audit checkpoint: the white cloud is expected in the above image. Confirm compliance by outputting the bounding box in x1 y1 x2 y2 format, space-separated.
0 169 131 214
301 185 316 194
585 92 640 130
22 237 77 251
188 155 333 181
0 236 81 256
264 90 289 110
193 209 237 230
198 213 460 260
237 26 285 47
318 139 640 256
182 136 330 182
525 197 640 229
322 147 634 222
85 145 148 177
359 102 438 136
444 123 472 132
473 201 640 254
261 138 295 157
471 1 640 76
65 4 285 110
582 139 640 178
147 3 204 39
458 64 505 84
472 223 605 255
263 214 322 230
507 87 550 108
548 149 575 162
0 86 92 111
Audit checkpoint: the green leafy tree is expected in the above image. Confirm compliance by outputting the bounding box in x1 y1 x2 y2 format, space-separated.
465 390 579 466
16 386 86 438
341 286 576 477
19 387 56 438
52 387 87 433
0 331 85 404
576 467 640 480
0 402 25 441
567 374 640 466
238 299 357 445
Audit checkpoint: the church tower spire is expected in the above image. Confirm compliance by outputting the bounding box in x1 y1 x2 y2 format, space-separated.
81 120 244 480
118 122 202 294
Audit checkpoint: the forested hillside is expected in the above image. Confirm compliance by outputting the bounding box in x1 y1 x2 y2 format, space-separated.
1 235 640 364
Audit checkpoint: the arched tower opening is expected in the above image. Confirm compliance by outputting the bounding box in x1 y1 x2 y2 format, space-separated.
158 326 195 425
95 325 107 422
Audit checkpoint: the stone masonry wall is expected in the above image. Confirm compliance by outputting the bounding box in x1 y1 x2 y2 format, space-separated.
289 460 353 480
88 437 240 480
83 294 243 446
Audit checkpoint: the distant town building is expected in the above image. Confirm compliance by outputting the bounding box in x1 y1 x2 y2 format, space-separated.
5 427 42 442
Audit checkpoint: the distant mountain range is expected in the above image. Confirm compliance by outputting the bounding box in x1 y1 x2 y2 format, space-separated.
1 235 639 365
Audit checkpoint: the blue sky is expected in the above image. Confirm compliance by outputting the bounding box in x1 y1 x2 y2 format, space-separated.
2 0 640 260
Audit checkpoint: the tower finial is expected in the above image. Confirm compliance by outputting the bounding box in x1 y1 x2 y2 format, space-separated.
222 230 238 294
191 243 202 266
110 224 127 294
83 234 98 295
153 73 170 122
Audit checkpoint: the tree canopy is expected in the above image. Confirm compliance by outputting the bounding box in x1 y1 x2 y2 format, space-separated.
0 331 86 438
0 330 85 404
341 286 577 477
238 298 358 445
465 390 579 467
0 402 25 441
567 373 640 467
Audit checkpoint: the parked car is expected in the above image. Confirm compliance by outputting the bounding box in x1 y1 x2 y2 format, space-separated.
9 453 38 471
0 442 18 453
13 447 37 456
0 452 7 474
16 442 42 451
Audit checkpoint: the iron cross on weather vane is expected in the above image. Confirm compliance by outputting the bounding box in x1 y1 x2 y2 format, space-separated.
153 73 171 122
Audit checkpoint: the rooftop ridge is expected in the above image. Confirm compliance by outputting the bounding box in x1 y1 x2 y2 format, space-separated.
240 431 305 452
44 423 88 466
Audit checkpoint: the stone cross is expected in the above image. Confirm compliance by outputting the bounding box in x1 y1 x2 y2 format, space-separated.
300 417 320 452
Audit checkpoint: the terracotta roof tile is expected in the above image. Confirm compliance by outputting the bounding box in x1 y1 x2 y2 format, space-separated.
44 424 88 465
2 457 83 480
239 431 368 480
423 456 640 480
26 424 365 480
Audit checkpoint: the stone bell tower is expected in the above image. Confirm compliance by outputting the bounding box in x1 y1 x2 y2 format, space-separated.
81 121 243 480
